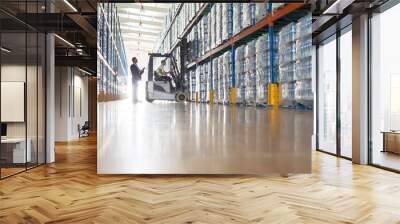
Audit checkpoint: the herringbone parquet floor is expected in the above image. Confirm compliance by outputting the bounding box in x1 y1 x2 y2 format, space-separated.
1 135 400 224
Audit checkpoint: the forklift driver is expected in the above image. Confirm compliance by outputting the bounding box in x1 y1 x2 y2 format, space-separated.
155 60 174 90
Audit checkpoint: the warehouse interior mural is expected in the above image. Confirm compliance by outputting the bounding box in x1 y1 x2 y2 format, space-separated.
96 2 313 174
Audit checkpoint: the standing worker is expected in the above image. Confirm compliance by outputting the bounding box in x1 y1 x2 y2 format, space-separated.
130 57 145 102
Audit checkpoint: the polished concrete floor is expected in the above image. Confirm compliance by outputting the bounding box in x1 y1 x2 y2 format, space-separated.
98 100 313 174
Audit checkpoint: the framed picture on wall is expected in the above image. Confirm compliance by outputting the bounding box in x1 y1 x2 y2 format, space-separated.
1 81 25 122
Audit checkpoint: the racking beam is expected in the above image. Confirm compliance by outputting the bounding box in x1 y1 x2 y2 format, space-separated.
187 3 305 69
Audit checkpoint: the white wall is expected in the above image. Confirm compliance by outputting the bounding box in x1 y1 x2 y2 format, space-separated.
55 67 69 141
1 65 39 138
1 65 26 140
72 73 89 138
1 63 46 164
55 67 89 141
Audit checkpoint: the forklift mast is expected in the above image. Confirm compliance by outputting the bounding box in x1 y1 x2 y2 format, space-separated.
148 55 154 81
179 37 188 92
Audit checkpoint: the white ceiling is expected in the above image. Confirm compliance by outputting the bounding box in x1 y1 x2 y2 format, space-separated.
116 3 170 65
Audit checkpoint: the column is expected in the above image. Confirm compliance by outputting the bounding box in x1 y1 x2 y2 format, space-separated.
352 14 369 164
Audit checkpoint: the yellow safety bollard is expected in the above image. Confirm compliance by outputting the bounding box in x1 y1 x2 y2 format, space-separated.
230 87 237 104
268 83 279 106
209 90 215 104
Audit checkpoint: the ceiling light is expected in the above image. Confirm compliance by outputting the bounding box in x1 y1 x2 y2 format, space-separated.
54 34 75 48
118 13 164 23
323 0 354 15
63 0 78 12
1 47 11 53
123 22 161 30
123 8 166 17
78 67 93 76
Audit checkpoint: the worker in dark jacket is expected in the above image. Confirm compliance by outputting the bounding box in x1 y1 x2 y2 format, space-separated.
130 57 145 102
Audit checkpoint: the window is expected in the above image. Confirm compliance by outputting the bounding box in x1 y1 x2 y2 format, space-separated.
370 3 400 171
317 35 337 154
340 27 352 158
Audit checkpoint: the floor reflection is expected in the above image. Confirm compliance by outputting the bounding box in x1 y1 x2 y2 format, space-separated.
98 100 313 174
372 151 400 171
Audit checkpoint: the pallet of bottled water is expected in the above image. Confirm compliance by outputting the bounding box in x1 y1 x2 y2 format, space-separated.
233 3 243 36
242 3 256 29
189 70 196 101
295 79 313 108
222 51 231 104
222 3 233 42
235 45 246 103
212 58 219 103
244 40 257 105
280 82 296 106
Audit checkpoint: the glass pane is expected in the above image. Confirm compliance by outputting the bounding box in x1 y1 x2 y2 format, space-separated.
27 31 38 169
0 0 46 178
38 32 45 165
26 0 40 169
371 4 400 171
340 28 352 158
1 30 27 177
318 36 337 154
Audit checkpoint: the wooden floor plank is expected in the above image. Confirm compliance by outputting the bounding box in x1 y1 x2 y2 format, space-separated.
0 135 400 223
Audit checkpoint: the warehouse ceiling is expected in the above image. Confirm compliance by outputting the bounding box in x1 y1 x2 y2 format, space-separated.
116 3 169 61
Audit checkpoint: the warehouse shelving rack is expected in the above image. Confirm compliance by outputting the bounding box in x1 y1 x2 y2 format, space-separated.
187 4 306 68
157 3 309 105
97 2 129 101
169 4 212 55
157 3 184 51
156 3 213 97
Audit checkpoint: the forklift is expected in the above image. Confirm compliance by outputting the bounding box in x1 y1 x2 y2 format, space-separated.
146 39 189 103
